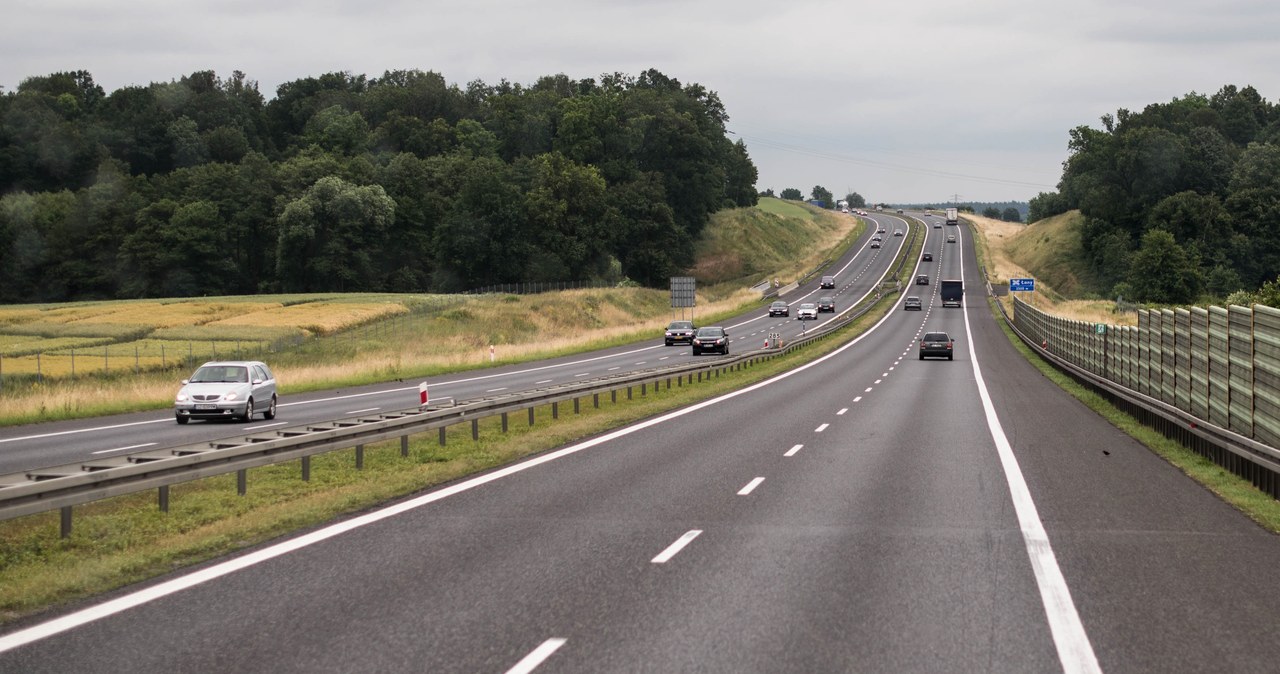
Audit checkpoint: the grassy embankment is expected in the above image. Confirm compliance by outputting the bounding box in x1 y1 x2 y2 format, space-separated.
0 198 884 622
966 212 1280 533
0 198 857 426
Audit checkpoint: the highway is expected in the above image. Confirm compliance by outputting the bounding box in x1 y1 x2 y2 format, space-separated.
0 211 912 475
4 213 1280 672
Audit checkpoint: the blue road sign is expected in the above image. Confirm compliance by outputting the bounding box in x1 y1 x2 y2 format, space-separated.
1009 278 1035 292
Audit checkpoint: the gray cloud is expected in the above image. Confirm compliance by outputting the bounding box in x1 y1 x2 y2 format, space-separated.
3 0 1277 202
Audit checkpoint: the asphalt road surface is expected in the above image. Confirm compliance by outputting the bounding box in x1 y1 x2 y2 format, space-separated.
3 214 1280 672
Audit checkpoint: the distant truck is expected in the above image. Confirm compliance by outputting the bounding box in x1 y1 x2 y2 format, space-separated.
945 207 958 225
940 279 963 307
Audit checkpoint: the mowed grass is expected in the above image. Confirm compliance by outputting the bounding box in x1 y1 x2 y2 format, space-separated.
0 281 909 624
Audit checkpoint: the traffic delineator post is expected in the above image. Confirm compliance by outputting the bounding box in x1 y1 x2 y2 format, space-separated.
419 382 429 407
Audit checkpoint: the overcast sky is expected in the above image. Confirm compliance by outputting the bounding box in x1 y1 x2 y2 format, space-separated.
5 0 1279 204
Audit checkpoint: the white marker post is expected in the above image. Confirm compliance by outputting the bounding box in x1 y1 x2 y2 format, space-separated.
489 345 495 363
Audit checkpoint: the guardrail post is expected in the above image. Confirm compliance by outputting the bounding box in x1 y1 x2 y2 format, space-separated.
401 435 409 457
593 393 599 408
472 418 479 440
529 407 536 426
301 456 311 482
574 398 580 414
641 383 646 396
61 506 72 538
439 427 446 445
627 386 632 400
502 412 509 432
666 377 671 390
552 402 559 419
158 485 169 512
611 390 617 403
355 444 364 470
237 469 247 496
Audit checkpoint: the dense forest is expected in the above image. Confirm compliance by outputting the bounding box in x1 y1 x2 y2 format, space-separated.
1028 84 1280 303
0 69 758 302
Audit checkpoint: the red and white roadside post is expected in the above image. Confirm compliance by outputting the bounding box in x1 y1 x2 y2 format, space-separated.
490 344 495 363
418 381 429 408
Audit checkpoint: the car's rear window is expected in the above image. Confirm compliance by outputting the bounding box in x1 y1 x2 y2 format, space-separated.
670 321 693 329
924 332 949 341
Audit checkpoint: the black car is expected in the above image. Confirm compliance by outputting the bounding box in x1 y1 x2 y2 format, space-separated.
664 320 696 346
870 241 881 249
904 296 922 311
922 252 933 261
916 274 929 285
692 326 729 355
919 331 954 360
820 275 836 289
768 301 789 317
947 234 956 243
817 296 835 312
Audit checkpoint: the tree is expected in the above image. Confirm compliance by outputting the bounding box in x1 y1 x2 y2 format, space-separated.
811 185 833 207
275 175 395 292
1127 229 1202 303
758 188 776 198
1001 207 1021 222
982 207 1001 219
1027 191 1068 222
844 192 866 208
779 188 802 200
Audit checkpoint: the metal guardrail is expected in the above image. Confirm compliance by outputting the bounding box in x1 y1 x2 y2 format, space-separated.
1 220 924 536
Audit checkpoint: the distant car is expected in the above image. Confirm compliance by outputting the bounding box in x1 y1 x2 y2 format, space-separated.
768 301 790 317
175 360 277 424
820 275 836 289
872 235 883 242
691 326 729 355
870 241 881 249
893 229 904 237
919 331 954 360
947 234 956 243
922 252 933 261
904 296 922 311
665 320 696 346
877 227 886 233
933 222 942 228
817 296 835 312
797 303 818 320
916 274 929 285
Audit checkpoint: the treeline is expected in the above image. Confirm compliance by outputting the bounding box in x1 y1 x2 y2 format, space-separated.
1028 84 1280 303
0 68 758 302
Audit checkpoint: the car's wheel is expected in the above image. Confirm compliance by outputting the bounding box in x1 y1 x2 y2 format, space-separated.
918 354 924 360
665 340 672 346
176 415 189 425
948 354 953 360
263 395 277 420
242 398 254 422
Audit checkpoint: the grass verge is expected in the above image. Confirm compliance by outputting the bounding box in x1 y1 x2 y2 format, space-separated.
987 297 1280 533
0 286 901 626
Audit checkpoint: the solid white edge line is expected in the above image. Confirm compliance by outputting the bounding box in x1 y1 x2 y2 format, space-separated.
957 225 1100 673
505 638 567 674
651 530 703 564
737 477 765 495
0 243 916 654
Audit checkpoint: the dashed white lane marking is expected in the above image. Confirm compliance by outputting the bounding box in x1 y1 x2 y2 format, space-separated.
864 387 873 393
574 373 590 377
738 477 766 495
505 638 567 674
652 530 703 563
815 423 829 433
485 388 507 393
535 379 553 385
837 408 848 415
874 379 882 384
853 396 863 402
881 372 889 377
608 367 620 371
785 444 803 457
243 422 287 431
346 407 381 414
92 442 155 455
